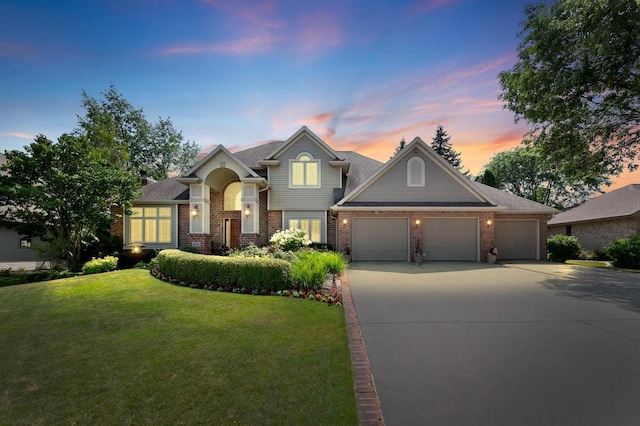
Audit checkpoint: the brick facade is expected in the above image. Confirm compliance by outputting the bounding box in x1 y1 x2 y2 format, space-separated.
548 216 640 252
110 205 124 238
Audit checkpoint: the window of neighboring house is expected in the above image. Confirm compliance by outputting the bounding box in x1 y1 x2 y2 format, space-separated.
407 156 425 187
566 225 572 236
289 219 321 242
290 153 320 188
129 207 172 243
19 238 31 247
224 182 242 211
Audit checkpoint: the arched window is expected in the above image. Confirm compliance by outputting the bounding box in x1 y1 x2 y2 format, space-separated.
224 182 242 211
290 153 320 188
407 156 425 187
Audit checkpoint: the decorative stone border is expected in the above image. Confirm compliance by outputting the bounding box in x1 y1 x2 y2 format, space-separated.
339 272 384 425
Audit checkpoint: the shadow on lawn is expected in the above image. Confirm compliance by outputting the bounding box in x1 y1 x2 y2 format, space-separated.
541 267 640 314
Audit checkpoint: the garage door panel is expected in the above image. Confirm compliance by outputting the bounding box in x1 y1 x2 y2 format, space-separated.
353 218 408 261
423 218 478 261
495 220 538 260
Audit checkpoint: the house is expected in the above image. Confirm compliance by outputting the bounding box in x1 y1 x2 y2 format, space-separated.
0 153 44 264
111 126 557 261
548 184 640 251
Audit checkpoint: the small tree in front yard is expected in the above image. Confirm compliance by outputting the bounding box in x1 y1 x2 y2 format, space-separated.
0 134 139 271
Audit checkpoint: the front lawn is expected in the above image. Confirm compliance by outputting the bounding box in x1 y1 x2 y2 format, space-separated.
0 269 358 425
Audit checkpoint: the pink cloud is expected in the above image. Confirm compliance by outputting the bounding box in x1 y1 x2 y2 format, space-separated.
0 41 34 57
408 0 461 15
294 11 343 53
159 34 277 55
2 132 33 139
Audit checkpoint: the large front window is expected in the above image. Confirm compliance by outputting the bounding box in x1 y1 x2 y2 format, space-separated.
129 207 172 243
289 219 321 242
290 153 319 187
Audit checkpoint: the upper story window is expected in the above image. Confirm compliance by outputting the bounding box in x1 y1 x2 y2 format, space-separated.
290 153 320 188
407 156 425 187
224 182 242 211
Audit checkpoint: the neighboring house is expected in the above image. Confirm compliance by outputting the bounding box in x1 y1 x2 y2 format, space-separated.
0 153 44 263
548 184 640 251
111 126 557 261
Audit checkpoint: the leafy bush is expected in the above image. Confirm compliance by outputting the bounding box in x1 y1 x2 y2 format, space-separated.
290 250 347 290
154 249 291 291
82 256 119 275
318 251 347 275
605 235 640 269
269 228 312 251
229 243 269 258
547 234 581 262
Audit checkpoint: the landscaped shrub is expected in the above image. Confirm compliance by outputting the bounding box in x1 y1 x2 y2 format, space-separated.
178 246 201 254
82 256 119 275
547 234 581 262
605 235 640 269
229 243 269 258
318 251 347 276
269 228 312 251
153 249 291 291
290 250 347 290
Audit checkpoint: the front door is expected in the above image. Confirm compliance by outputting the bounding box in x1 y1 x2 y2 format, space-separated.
225 219 240 249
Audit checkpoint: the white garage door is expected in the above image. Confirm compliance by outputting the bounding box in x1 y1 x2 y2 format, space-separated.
495 220 538 260
352 218 409 261
423 218 478 261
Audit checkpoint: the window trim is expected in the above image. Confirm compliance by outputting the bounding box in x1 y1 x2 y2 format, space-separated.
288 218 322 243
289 152 321 189
126 206 175 246
407 156 425 187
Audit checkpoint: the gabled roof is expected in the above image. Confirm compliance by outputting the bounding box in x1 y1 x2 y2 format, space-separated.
233 140 284 169
548 184 640 225
265 126 344 161
337 151 383 195
334 137 496 208
181 144 261 180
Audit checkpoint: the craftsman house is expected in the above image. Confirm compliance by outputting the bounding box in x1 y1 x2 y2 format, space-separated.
111 126 556 262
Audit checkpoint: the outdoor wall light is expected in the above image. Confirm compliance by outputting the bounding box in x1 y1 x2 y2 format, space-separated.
244 204 251 217
487 219 493 226
130 243 144 254
415 219 421 225
342 218 348 225
191 204 199 218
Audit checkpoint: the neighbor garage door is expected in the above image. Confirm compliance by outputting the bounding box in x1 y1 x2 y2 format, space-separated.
495 220 538 260
423 218 478 261
352 218 409 261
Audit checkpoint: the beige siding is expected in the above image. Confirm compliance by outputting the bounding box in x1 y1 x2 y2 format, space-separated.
268 134 340 210
351 151 480 203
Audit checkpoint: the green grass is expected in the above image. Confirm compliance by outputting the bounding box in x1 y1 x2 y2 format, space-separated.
0 269 358 425
566 260 611 268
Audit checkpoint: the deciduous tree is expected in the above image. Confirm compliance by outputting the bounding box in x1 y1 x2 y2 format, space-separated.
0 134 139 271
498 0 640 183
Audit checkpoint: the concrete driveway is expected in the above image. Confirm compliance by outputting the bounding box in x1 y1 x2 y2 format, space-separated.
347 262 640 426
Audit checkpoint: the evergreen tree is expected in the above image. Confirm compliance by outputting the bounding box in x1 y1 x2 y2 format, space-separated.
391 137 406 158
430 125 465 173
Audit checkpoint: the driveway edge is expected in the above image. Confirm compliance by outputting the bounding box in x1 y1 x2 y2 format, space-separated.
340 271 384 425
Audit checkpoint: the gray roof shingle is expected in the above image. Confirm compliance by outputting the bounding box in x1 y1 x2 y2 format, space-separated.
136 177 189 202
470 181 558 214
548 184 640 225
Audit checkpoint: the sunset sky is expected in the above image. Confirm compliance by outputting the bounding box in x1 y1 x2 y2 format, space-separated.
1 0 638 190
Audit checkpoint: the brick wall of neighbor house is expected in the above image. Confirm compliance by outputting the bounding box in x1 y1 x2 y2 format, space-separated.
327 214 337 250
336 210 500 260
110 205 124 239
497 213 550 260
548 216 640 252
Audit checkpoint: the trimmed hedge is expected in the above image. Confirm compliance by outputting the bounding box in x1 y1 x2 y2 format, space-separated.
547 234 581 263
154 249 292 291
82 256 119 275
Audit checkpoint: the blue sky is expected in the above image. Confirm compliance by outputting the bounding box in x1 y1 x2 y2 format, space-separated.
1 0 637 189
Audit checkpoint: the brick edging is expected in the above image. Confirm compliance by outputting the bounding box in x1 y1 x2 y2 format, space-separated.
340 271 385 425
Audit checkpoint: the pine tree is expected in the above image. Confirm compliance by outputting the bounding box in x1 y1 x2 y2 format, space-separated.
391 137 406 158
431 125 465 172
